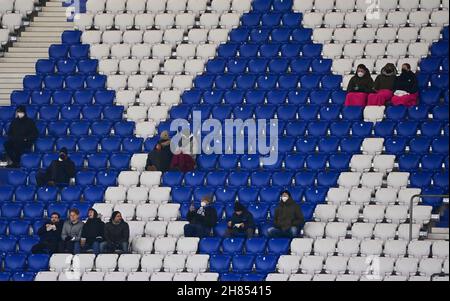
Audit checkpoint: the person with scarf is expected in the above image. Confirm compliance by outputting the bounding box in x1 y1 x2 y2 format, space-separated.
367 63 397 106
3 105 38 168
184 196 218 238
344 64 375 106
391 63 419 106
80 208 105 255
267 191 304 238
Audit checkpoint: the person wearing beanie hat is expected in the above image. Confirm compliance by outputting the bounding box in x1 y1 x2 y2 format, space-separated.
267 191 304 238
80 208 105 255
100 211 129 253
3 105 38 168
184 195 218 238
36 147 76 187
145 131 173 172
226 202 255 238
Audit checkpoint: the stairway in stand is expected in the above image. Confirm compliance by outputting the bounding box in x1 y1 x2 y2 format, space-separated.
0 0 72 105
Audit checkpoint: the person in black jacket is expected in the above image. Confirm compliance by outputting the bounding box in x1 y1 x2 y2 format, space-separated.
145 131 173 172
391 63 419 107
344 64 375 106
226 203 255 238
268 191 305 238
184 196 218 238
80 208 104 255
31 212 63 254
36 147 76 187
100 211 129 254
3 105 38 168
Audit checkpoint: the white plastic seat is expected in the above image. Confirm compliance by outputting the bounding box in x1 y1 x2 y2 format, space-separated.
408 275 431 281
163 59 185 74
432 241 449 259
95 254 119 272
58 272 80 281
349 188 372 206
290 238 314 257
196 44 218 59
337 205 360 224
347 256 371 275
430 10 449 26
152 74 173 90
373 257 395 276
14 0 34 16
387 11 408 27
395 257 419 276
35 271 60 281
167 221 189 238
147 106 169 123
94 13 114 31
139 171 162 188
324 256 349 274
160 89 182 106
117 171 140 187
375 58 397 73
332 59 354 75
148 187 171 204
289 274 313 281
126 106 147 122
135 204 159 222
211 0 231 12
154 13 175 29
343 43 365 59
126 0 145 13
140 254 164 273
266 273 290 281
187 28 209 44
323 43 344 59
92 203 114 221
409 10 431 27
143 30 164 45
312 274 337 281
338 172 361 189
163 254 187 273
315 0 337 12
396 27 419 43
0 0 14 13
419 258 443 276
164 28 184 44
351 223 375 240
376 27 397 43
337 239 360 257
365 11 387 27
313 238 337 257
336 274 360 281
176 237 200 255
397 57 419 72
105 0 126 13
176 43 196 59
196 273 219 281
387 172 409 189
175 13 196 29
384 239 408 258
173 273 197 281
150 272 174 281
300 255 324 274
361 173 383 190
135 121 156 139
373 223 398 240
139 59 160 75
127 272 151 281
123 30 143 44
362 138 384 155
220 12 240 28
187 0 208 14
132 237 155 254
139 90 160 106
385 205 408 224
314 204 337 222
327 188 350 205
293 0 314 12
145 221 168 238
130 44 151 59
184 59 206 75
74 13 94 31
302 12 324 28
82 30 103 45
98 58 119 75
363 205 386 223
335 0 356 12
313 28 334 43
444 258 449 273
397 188 422 205
135 13 155 29
154 237 178 254
325 222 348 239
408 42 430 58
408 240 432 258
419 26 442 42
128 74 149 91
106 74 128 90
130 154 148 171
166 0 186 13
419 0 441 10
102 30 123 45
333 28 355 43
231 0 251 12
49 254 73 273
398 224 421 240
128 221 146 240
324 12 345 28
373 155 395 173
208 28 230 44
113 203 136 221
117 254 141 272
344 12 365 28
186 255 209 273
119 58 140 75
146 0 166 13
374 188 398 205
353 58 375 72
350 154 373 172
277 255 301 274
365 43 387 59
126 186 149 204
157 203 180 221
303 222 326 239
411 205 432 225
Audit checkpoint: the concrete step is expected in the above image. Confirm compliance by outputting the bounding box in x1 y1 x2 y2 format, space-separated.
0 68 35 74
42 6 67 12
21 31 63 37
25 26 69 32
431 227 449 234
46 2 63 7
0 73 30 78
8 47 48 53
4 52 48 58
0 83 22 89
13 42 54 48
0 62 35 68
427 233 449 240
33 16 69 22
0 57 39 63
0 78 23 84
17 36 61 43
38 12 67 17
30 21 72 27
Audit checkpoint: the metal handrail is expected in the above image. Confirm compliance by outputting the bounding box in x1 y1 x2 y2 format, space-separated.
409 194 450 242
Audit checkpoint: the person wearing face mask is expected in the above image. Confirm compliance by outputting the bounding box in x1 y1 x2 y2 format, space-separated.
145 131 173 172
36 147 76 187
367 63 397 106
391 63 419 107
184 196 218 238
344 64 375 106
226 202 255 238
31 212 64 254
267 191 304 238
3 105 38 168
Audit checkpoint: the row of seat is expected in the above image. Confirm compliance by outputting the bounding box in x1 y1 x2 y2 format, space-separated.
293 0 449 12
0 0 35 15
0 253 49 273
0 235 39 254
84 0 254 14
266 274 448 282
10 89 114 106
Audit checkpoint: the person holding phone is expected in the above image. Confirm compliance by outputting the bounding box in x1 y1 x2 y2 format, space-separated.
184 196 218 238
36 147 76 187
32 212 63 254
226 203 255 238
60 208 84 254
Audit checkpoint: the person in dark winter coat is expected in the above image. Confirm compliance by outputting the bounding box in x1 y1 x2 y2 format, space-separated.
391 63 419 107
80 208 104 255
184 196 218 238
3 105 38 168
31 212 63 254
100 211 129 254
145 131 173 172
60 208 84 254
36 147 76 186
345 64 375 106
226 203 255 238
267 191 304 238
367 63 397 106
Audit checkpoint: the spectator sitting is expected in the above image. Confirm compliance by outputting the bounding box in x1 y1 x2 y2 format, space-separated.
169 129 197 172
367 63 397 106
344 64 375 106
226 202 255 238
3 105 38 168
36 147 76 187
60 208 84 254
391 63 419 107
100 211 129 254
184 196 218 238
31 212 63 254
80 208 105 255
145 131 173 172
267 191 304 238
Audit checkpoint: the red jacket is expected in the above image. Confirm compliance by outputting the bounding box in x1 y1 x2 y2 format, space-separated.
170 154 196 173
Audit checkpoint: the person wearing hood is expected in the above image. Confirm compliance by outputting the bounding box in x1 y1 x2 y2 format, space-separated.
391 63 419 107
145 131 173 172
226 203 255 238
100 211 130 253
36 147 76 187
367 63 397 106
3 105 38 168
60 208 84 254
32 212 64 254
80 208 105 255
169 129 197 173
344 64 375 106
184 196 218 238
267 191 304 238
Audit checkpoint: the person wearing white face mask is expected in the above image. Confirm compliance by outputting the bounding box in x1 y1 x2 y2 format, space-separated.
267 191 304 238
344 64 375 107
3 105 38 168
184 195 218 238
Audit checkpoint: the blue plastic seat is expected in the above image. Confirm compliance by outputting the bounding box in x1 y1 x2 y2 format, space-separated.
241 12 261 27
420 88 441 105
410 137 431 154
244 238 267 255
11 91 31 105
7 170 28 186
11 272 36 281
61 30 82 45
87 153 109 170
18 236 39 253
69 121 90 136
86 75 106 89
242 274 267 281
374 120 396 137
317 171 339 187
217 44 238 57
307 121 329 137
304 187 328 204
56 137 77 151
385 137 408 155
61 186 83 203
70 44 90 59
228 171 249 187
247 203 270 222
210 255 231 273
432 137 449 154
329 154 352 171
184 172 206 187
260 44 281 58
258 187 282 204
432 106 449 121
431 40 449 57
59 105 82 121
49 44 69 59
206 172 228 186
1 203 22 219
78 137 99 153
37 186 58 203
292 28 313 43
421 154 444 171
408 105 429 120
386 106 407 120
83 186 105 204
285 121 307 136
15 186 36 203
398 154 421 172
171 187 192 203
56 58 77 74
161 172 184 187
351 121 373 137
193 187 215 203
0 237 17 255
75 171 96 186
396 121 419 137
295 171 316 187
23 75 43 90
306 154 328 170
434 172 449 190
238 188 259 204
20 154 42 170
39 105 60 121
222 238 246 255
268 58 289 73
282 12 302 26
199 238 222 254
23 203 45 220
410 171 433 189
421 121 443 137
109 153 131 170
314 61 334 76
302 43 322 58
4 254 27 272
240 155 260 170
318 137 340 153
27 254 50 272
215 187 237 204
31 90 52 105
232 255 255 273
290 58 311 74
284 154 305 171
220 273 242 281
9 220 31 237
100 137 122 153
419 58 442 74
296 137 317 154
0 221 8 235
